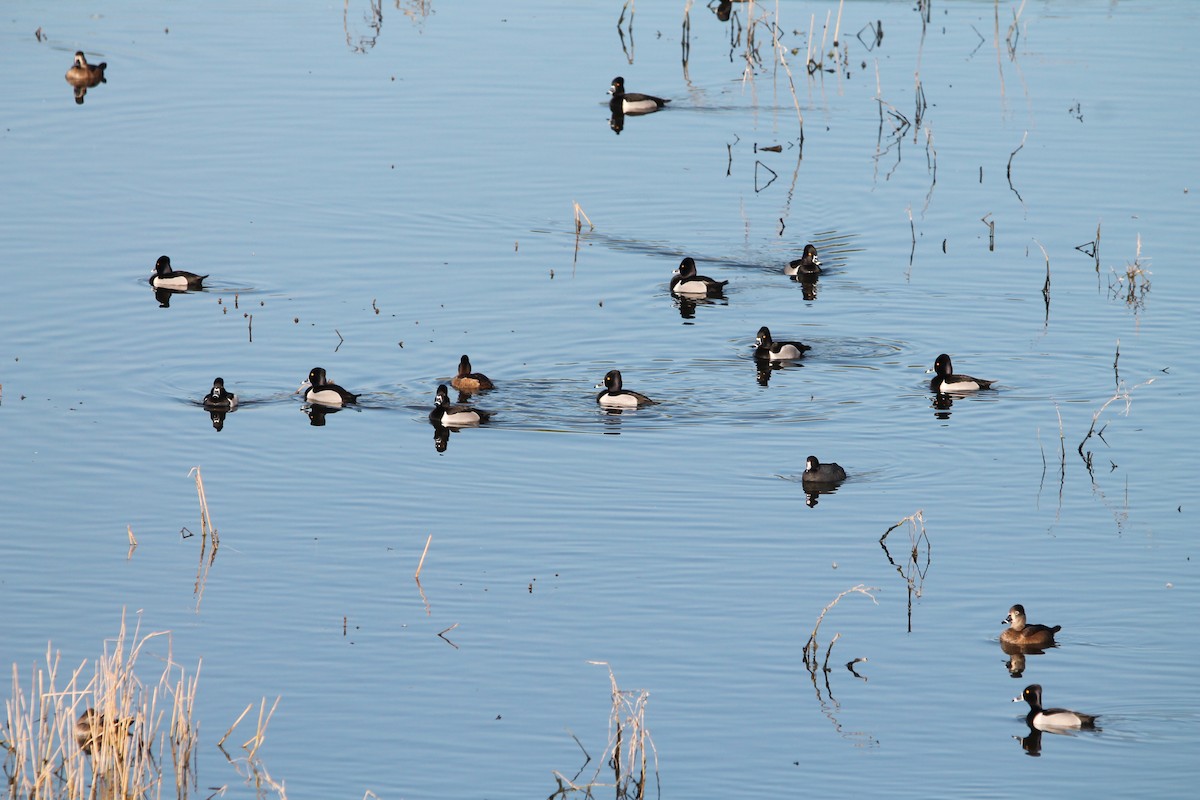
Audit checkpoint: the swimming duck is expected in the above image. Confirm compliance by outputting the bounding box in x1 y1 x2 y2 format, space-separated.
670 258 728 296
802 456 846 485
608 77 670 115
928 353 995 393
595 369 654 408
1001 604 1061 648
429 384 490 426
451 355 495 392
299 367 358 406
65 51 106 86
754 326 811 360
202 377 237 410
1014 684 1099 730
148 256 207 290
784 244 822 276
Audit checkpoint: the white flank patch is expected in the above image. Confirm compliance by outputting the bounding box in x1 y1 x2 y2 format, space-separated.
599 393 640 408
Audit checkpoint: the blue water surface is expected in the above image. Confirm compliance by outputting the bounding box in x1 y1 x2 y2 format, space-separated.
1 1 1196 797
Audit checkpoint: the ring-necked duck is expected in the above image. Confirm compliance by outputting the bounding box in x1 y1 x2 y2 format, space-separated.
429 384 491 426
202 377 237 410
451 355 495 392
608 77 670 114
595 369 654 408
928 353 995 392
671 257 728 296
784 244 822 276
65 52 106 86
75 708 132 755
299 367 358 406
148 256 207 290
755 326 811 360
802 455 846 485
1014 684 1099 730
1001 604 1061 648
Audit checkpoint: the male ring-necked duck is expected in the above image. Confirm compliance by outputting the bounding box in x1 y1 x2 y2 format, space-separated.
148 256 207 290
299 367 358 406
202 377 237 411
608 77 670 115
754 326 811 360
784 244 822 276
451 355 495 392
802 455 847 485
1014 684 1099 730
429 384 490 426
1001 604 1061 648
671 257 728 296
595 369 654 408
65 51 106 86
928 353 995 392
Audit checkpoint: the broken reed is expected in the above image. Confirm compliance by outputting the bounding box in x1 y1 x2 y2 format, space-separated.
2 614 200 800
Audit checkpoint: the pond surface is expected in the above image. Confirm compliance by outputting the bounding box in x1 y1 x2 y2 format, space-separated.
1 1 1196 797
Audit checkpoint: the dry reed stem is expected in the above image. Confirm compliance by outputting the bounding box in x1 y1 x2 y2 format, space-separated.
3 612 201 799
219 702 254 747
803 584 878 663
241 696 280 760
414 533 433 579
572 201 593 233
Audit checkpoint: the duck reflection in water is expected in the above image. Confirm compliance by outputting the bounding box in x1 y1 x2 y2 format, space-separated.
931 391 954 419
792 273 819 300
303 403 341 426
713 0 751 23
65 51 106 105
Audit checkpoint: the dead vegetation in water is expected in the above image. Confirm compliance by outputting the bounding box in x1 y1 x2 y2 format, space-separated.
550 663 658 799
1 614 200 800
1107 234 1151 312
802 584 879 747
879 511 929 634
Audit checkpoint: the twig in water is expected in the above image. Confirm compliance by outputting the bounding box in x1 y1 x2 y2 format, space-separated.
414 534 432 579
981 213 995 251
803 584 878 665
1034 238 1050 327
335 329 344 352
1007 131 1028 203
438 623 460 649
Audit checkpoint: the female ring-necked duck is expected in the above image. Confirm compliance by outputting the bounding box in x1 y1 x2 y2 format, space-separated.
784 244 822 276
928 353 995 392
755 326 811 360
430 384 490 426
299 367 358 406
671 257 728 296
608 77 670 114
1014 684 1099 730
65 51 106 86
802 455 846 485
202 377 237 410
595 369 655 408
451 355 495 392
1001 604 1061 648
75 708 132 755
148 256 207 290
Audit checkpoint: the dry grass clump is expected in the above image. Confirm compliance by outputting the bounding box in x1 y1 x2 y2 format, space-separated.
1 614 199 799
1108 234 1151 311
550 663 658 799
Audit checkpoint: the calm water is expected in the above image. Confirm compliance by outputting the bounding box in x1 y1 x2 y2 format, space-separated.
1 1 1196 797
